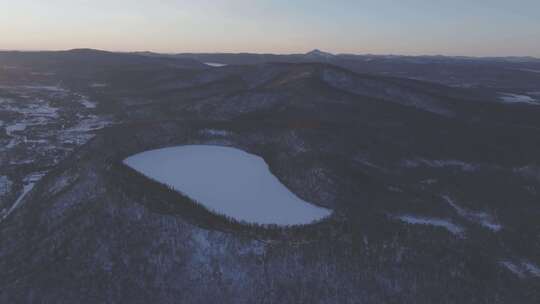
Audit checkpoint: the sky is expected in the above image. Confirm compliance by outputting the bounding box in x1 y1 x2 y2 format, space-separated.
1 0 539 57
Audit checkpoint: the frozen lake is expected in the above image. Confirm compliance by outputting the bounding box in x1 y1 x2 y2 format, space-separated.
204 62 227 67
123 145 332 225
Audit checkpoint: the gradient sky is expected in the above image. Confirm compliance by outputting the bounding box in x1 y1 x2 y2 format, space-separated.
1 0 539 56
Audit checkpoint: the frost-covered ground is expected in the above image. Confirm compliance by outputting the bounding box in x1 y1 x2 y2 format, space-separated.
124 145 332 225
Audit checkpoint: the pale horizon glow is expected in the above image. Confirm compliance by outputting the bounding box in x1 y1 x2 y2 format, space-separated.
1 0 540 57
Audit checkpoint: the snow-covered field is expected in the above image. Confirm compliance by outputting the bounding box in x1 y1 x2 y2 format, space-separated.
124 145 332 225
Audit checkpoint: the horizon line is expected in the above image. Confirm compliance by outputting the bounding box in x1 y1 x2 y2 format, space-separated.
0 48 539 60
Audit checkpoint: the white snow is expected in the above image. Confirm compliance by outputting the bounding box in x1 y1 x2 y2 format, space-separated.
204 62 227 67
1 172 44 221
5 122 27 136
2 100 59 118
21 85 67 92
0 85 66 93
2 99 60 142
89 83 108 88
524 262 540 277
200 129 231 137
442 195 502 232
79 97 97 109
58 115 113 145
63 115 113 133
30 72 56 76
500 260 540 278
402 159 477 172
500 261 526 278
396 215 464 235
498 93 539 105
123 145 332 226
518 69 540 74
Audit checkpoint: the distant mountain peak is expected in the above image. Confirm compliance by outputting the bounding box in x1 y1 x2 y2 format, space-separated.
305 49 334 58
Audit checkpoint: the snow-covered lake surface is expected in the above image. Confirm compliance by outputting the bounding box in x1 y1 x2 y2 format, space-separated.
204 62 227 67
123 145 332 225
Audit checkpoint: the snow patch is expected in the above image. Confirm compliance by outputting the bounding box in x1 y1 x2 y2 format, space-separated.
514 165 540 182
48 172 78 197
30 72 56 76
0 84 66 93
2 101 59 119
518 69 540 74
124 145 332 226
524 262 540 277
21 85 67 92
204 62 227 67
420 178 438 185
396 215 464 235
65 115 112 133
1 172 45 221
5 122 27 136
500 260 540 279
199 129 231 137
442 196 502 232
58 115 113 146
402 159 478 172
89 83 108 88
79 97 97 109
501 261 526 278
498 93 539 105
